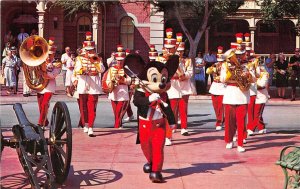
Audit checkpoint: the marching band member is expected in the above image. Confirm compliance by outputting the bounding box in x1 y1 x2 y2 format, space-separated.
207 46 226 131
72 32 105 136
163 28 180 146
123 48 135 122
220 40 251 153
243 34 258 135
108 45 132 128
37 37 61 126
247 66 269 135
177 35 193 136
149 45 158 62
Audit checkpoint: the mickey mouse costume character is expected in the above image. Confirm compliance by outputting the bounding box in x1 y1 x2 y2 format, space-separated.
124 53 179 183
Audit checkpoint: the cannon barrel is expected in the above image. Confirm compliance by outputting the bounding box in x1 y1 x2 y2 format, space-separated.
13 103 31 126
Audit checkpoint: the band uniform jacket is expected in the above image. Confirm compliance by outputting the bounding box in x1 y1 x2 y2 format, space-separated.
39 60 57 94
179 58 194 96
220 63 250 105
73 56 105 94
256 70 269 104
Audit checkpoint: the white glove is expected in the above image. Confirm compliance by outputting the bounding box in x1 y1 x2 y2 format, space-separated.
148 93 160 102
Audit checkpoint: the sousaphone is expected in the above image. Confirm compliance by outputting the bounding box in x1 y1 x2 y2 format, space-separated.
19 35 49 91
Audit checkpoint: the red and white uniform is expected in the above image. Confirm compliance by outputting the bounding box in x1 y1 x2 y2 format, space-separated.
247 68 269 132
247 67 258 130
108 70 131 128
166 69 181 139
166 58 193 137
73 55 105 128
209 63 226 127
220 62 250 147
178 58 193 129
37 61 57 126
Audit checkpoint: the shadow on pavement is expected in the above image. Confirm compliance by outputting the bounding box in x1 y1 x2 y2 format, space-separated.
173 135 224 146
163 161 244 180
62 167 123 188
245 134 298 152
0 167 123 189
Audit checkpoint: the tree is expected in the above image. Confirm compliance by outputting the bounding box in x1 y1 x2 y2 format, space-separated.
52 0 118 18
257 0 300 35
150 0 245 58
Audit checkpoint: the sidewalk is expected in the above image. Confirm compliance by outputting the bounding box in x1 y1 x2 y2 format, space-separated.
1 128 299 189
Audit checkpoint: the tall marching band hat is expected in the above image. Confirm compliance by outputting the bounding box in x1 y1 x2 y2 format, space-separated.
217 46 224 61
48 37 57 54
235 33 243 44
176 33 183 42
149 44 158 60
164 28 176 49
217 46 223 54
166 28 173 39
125 49 131 55
86 31 92 41
175 33 185 51
244 33 250 42
82 31 95 50
242 33 252 51
115 44 126 61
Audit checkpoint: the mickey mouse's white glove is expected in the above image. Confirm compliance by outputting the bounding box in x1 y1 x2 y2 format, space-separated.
149 93 160 102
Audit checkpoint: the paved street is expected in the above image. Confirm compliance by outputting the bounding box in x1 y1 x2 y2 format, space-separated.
0 94 300 189
1 97 300 130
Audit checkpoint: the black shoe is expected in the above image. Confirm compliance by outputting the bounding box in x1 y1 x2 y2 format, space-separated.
23 94 29 97
291 98 296 101
149 172 163 183
143 163 152 173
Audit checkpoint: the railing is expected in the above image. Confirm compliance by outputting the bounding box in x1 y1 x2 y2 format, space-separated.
256 54 294 64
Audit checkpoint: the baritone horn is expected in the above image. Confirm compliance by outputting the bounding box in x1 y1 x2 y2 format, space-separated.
19 35 49 91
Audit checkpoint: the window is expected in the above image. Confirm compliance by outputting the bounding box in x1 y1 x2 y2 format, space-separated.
120 17 134 50
77 16 91 47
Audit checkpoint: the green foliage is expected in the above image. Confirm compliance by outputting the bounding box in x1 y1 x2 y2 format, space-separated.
258 0 300 20
52 0 94 17
258 0 300 35
52 0 118 18
151 0 244 27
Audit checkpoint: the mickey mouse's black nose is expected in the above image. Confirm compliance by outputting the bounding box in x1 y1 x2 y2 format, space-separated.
159 83 166 89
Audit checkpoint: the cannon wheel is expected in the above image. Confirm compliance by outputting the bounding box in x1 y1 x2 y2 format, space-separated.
49 101 72 184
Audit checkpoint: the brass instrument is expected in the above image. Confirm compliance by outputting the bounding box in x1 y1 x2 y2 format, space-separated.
225 53 252 91
19 35 49 91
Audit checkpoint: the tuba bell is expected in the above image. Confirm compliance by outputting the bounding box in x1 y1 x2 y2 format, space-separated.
19 35 49 91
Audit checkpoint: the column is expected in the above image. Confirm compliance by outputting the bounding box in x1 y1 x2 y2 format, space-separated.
296 36 300 48
249 27 256 51
36 1 47 37
91 2 99 52
150 4 164 52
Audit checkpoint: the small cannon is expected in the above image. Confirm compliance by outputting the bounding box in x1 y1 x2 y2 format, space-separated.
0 102 72 189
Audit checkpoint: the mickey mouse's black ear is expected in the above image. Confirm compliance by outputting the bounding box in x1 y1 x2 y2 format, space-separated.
165 55 179 78
124 54 146 77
